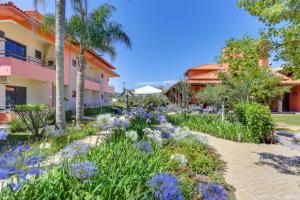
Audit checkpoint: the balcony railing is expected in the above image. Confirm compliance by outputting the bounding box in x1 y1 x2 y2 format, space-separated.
0 50 55 70
85 75 100 83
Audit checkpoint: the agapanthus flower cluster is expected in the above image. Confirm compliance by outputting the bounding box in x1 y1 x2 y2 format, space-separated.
0 129 8 140
155 113 167 124
48 128 65 137
145 129 163 145
111 117 129 130
0 143 44 191
68 161 98 179
59 141 89 159
170 153 188 167
147 173 184 200
134 141 153 154
96 114 114 129
195 183 228 200
125 130 138 141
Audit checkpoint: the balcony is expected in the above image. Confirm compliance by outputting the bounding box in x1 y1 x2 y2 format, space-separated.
0 52 56 83
85 75 100 91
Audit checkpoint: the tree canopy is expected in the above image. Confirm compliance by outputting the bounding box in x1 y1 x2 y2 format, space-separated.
238 0 300 78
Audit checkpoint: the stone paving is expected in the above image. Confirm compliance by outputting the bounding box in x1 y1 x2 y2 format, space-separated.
193 131 300 200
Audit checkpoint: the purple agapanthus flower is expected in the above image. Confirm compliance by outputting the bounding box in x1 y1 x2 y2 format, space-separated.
161 132 171 139
24 154 44 166
0 168 10 180
111 118 129 130
135 141 153 154
147 173 184 200
0 130 8 140
68 161 98 179
196 183 228 200
60 141 90 159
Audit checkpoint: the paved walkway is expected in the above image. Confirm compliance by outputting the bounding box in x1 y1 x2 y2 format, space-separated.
193 131 300 200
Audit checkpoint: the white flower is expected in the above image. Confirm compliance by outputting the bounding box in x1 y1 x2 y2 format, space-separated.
146 130 163 145
125 130 138 141
97 114 113 128
39 142 51 149
170 153 188 167
143 128 154 135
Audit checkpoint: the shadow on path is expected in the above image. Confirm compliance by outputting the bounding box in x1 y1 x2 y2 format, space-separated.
255 152 300 176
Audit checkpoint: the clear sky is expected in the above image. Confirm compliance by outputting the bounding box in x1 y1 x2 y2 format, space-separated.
11 0 264 92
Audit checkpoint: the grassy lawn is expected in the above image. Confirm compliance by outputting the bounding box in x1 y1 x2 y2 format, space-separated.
272 114 300 126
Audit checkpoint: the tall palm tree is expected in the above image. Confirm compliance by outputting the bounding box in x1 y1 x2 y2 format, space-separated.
34 0 66 129
55 0 66 129
68 1 131 125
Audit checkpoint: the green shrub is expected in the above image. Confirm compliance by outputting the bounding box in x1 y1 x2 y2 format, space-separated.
8 117 27 133
234 102 274 143
142 95 169 110
84 106 113 117
15 104 54 138
168 114 257 143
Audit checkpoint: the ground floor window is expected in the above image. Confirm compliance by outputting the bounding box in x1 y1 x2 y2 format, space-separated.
5 86 26 107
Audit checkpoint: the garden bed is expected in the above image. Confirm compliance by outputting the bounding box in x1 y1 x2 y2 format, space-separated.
0 108 235 199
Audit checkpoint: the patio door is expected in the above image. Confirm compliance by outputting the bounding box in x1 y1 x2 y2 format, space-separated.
5 86 26 107
283 93 290 112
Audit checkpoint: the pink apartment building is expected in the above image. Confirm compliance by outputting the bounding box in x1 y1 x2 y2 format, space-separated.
0 2 118 122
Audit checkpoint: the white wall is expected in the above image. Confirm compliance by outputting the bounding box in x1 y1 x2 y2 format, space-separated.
9 77 49 104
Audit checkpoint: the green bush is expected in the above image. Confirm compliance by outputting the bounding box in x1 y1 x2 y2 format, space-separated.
15 104 54 138
8 117 27 133
168 114 257 143
234 102 274 143
142 94 169 110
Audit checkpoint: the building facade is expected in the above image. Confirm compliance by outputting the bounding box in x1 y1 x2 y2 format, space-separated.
0 2 117 122
166 60 300 112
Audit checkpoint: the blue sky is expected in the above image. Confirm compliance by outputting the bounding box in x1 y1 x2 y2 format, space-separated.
12 0 264 92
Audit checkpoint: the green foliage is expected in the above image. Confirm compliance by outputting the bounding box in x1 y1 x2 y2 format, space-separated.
238 0 300 78
142 95 169 110
218 36 290 108
0 129 234 199
196 84 226 108
168 114 257 143
14 104 54 138
234 102 275 143
84 106 113 117
8 117 27 133
175 81 192 108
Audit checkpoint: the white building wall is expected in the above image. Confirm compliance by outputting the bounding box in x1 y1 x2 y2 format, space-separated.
8 77 49 105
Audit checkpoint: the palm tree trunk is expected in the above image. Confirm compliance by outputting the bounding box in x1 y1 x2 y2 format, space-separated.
55 0 66 129
76 47 86 125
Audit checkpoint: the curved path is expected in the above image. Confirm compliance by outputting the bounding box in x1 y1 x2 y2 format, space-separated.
193 132 300 200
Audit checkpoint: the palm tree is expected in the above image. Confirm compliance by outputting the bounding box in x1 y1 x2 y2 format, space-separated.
34 0 66 129
121 87 134 111
55 0 66 129
68 1 131 125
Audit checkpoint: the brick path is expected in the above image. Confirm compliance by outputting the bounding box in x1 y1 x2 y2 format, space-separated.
193 132 300 200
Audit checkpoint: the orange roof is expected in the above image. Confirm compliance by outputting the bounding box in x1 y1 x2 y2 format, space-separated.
190 63 228 70
189 70 222 80
187 80 221 84
184 63 228 76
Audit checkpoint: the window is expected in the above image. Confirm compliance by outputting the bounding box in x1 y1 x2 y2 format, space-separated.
35 50 42 60
101 73 104 78
5 39 26 60
101 94 104 99
5 86 26 106
72 59 77 67
48 60 54 66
